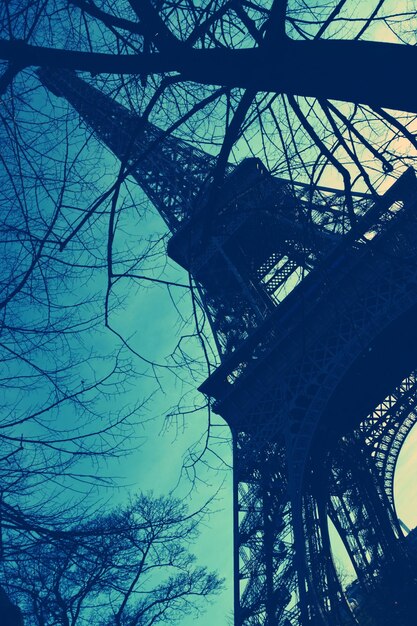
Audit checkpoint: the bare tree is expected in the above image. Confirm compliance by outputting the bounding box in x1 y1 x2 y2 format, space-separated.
0 10 152 597
2 494 223 626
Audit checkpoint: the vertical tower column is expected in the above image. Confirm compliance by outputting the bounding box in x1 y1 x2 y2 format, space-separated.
329 438 406 590
289 462 356 626
234 433 297 626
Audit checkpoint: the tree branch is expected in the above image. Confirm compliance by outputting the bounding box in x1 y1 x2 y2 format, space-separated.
2 37 417 113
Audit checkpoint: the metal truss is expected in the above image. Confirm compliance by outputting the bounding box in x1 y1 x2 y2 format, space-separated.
37 67 218 231
201 168 417 623
329 440 404 590
301 485 355 626
38 68 417 626
325 371 417 592
38 68 370 357
234 434 297 626
359 371 417 506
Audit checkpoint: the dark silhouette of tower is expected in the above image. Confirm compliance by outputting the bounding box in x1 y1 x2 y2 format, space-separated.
38 68 417 626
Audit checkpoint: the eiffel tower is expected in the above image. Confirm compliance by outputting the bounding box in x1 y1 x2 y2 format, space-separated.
38 68 417 626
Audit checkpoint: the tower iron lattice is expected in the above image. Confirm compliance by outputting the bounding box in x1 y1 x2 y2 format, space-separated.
39 68 417 626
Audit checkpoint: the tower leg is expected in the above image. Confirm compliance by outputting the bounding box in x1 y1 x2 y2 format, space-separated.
289 457 357 626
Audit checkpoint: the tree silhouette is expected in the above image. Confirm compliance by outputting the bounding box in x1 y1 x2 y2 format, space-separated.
2 494 222 626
